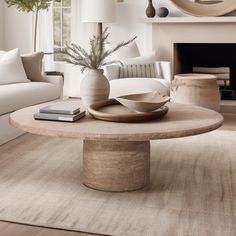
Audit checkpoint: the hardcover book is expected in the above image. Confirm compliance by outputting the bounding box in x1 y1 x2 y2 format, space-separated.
34 111 86 122
40 104 81 115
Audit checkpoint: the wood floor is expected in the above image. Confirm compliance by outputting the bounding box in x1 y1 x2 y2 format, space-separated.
0 112 235 236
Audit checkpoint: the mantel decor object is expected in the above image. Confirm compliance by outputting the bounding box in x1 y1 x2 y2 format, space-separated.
157 7 169 17
146 0 156 18
170 0 236 17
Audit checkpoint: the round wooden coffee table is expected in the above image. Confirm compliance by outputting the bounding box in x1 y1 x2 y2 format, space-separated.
10 100 223 192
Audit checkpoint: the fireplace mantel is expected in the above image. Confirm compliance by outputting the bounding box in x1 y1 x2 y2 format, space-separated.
141 17 236 24
143 16 236 69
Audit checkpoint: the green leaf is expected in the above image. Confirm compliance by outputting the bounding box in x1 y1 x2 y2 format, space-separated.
5 0 53 12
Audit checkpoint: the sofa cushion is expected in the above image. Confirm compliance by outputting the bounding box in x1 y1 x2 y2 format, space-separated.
109 78 170 98
0 48 29 85
0 82 60 115
21 52 44 82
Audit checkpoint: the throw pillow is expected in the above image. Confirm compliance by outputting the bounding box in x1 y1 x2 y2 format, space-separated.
0 48 29 85
119 63 158 78
21 52 44 82
113 41 141 59
118 52 158 78
120 52 156 65
104 65 120 81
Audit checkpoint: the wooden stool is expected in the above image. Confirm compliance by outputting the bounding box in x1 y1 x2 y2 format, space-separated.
171 73 221 111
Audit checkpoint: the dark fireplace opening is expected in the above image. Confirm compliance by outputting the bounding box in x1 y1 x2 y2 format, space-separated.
174 43 236 100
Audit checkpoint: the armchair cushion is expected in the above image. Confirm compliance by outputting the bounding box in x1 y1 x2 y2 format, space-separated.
21 51 44 82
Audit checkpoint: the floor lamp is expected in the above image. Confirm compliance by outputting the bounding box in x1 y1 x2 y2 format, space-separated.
81 0 117 41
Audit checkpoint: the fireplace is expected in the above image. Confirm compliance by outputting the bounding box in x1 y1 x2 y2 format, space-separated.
142 17 236 100
174 43 236 100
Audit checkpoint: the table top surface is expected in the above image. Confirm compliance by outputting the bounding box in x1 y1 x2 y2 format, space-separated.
10 100 224 141
175 73 217 80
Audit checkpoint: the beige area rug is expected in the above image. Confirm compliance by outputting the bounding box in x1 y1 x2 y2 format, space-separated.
0 130 236 236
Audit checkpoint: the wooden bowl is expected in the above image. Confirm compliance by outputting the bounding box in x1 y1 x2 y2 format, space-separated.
88 99 169 123
116 91 171 113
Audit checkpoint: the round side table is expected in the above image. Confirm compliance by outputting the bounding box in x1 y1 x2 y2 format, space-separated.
171 73 221 111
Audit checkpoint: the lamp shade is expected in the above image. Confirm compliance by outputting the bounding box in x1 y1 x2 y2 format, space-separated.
81 0 117 23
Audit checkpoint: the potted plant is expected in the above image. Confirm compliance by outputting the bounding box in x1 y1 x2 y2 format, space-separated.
5 0 53 52
62 27 136 107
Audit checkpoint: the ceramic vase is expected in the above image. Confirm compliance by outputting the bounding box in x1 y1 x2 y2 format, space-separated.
146 0 156 18
80 69 110 107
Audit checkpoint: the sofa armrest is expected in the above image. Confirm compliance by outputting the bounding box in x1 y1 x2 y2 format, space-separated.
155 61 172 83
45 71 64 79
103 65 120 81
42 75 64 98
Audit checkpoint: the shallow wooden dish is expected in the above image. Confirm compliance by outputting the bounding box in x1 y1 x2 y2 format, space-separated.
116 91 171 113
88 99 168 123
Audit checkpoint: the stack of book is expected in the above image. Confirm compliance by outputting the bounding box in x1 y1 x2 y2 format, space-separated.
34 104 86 122
192 66 230 88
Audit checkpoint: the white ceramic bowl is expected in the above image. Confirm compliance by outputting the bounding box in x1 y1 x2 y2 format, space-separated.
116 91 170 113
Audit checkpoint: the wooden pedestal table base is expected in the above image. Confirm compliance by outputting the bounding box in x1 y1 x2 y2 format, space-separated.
9 100 224 192
83 140 150 191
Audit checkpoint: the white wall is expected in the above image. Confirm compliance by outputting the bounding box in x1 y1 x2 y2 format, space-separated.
107 0 236 53
107 0 185 54
3 2 33 53
0 0 184 54
0 1 4 50
2 0 235 53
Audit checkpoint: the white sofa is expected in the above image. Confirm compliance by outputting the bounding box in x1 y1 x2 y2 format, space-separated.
0 75 63 145
104 61 172 98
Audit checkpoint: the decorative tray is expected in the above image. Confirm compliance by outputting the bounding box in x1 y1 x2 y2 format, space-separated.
88 99 168 123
